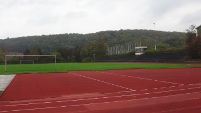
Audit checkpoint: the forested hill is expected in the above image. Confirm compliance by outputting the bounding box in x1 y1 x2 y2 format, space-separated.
0 29 186 53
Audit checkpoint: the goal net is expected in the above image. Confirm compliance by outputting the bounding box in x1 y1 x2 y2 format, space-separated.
5 55 56 73
20 60 35 64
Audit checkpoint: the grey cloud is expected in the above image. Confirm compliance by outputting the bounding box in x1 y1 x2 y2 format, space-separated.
146 0 185 18
65 11 88 20
1 0 201 39
180 9 201 26
27 14 59 26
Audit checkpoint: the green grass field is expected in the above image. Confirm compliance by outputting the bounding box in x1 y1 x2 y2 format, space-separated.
0 62 199 75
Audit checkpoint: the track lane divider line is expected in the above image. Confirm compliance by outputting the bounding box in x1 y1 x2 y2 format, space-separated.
4 86 201 107
152 105 201 113
102 71 184 86
69 72 136 92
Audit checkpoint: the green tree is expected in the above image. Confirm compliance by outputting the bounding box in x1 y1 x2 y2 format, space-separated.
94 39 108 58
81 39 108 62
186 37 201 59
57 48 74 62
34 48 43 55
186 25 197 33
24 48 31 55
0 48 3 63
51 52 64 63
185 25 201 59
74 45 83 62
29 48 43 62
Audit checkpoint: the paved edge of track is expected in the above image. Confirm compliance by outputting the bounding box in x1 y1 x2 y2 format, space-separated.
0 75 16 95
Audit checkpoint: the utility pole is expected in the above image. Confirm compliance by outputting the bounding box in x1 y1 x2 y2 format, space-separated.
153 23 157 51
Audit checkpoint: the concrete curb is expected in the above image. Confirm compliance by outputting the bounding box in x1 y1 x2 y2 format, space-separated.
0 75 16 95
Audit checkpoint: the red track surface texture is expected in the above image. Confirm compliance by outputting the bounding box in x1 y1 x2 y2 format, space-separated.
1 68 201 113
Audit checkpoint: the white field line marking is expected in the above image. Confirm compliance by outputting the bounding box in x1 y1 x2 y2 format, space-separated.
100 84 201 95
102 72 183 85
3 86 201 108
69 72 136 92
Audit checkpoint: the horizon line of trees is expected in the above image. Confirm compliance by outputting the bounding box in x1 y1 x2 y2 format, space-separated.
0 29 186 54
1 28 200 64
186 25 201 59
1 39 108 64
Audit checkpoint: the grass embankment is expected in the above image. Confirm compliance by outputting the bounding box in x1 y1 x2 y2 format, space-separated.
0 63 199 75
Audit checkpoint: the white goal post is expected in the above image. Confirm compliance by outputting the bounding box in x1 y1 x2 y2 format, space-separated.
5 55 56 71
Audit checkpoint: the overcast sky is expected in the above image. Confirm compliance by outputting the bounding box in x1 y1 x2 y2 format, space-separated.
0 0 201 39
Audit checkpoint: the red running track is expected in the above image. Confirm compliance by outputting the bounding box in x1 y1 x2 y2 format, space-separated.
0 68 201 113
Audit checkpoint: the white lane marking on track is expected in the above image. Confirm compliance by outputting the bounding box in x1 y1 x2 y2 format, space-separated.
56 101 62 102
66 92 201 107
103 72 183 85
44 102 52 104
5 102 43 107
188 87 201 90
0 106 67 113
70 72 137 92
170 86 176 88
141 89 148 91
0 111 8 113
178 84 184 87
5 85 201 107
12 110 20 112
102 97 109 99
1 91 201 113
3 87 201 108
3 85 201 109
152 105 201 113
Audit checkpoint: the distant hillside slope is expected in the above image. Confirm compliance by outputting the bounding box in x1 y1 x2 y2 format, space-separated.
0 29 185 53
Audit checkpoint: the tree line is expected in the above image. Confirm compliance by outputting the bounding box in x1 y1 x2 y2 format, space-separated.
1 39 108 63
0 29 188 63
0 29 185 53
186 25 201 59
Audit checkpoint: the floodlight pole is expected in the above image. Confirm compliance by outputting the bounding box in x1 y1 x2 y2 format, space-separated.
54 55 56 71
5 59 7 72
153 23 157 51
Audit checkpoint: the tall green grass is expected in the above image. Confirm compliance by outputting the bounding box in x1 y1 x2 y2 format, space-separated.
0 63 198 74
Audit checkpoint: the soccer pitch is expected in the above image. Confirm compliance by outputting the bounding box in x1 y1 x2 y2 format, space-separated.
0 62 198 75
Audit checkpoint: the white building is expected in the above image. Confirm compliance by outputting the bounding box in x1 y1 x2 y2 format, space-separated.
135 46 147 55
196 25 201 37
